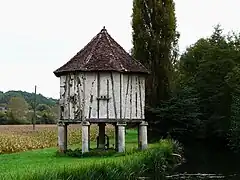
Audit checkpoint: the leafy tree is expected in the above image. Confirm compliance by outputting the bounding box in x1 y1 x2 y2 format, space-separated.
177 25 240 141
226 65 240 151
0 90 58 125
0 111 8 124
147 86 202 142
51 103 59 120
35 104 58 124
36 104 51 112
37 110 56 124
7 96 29 124
0 91 3 100
132 0 179 107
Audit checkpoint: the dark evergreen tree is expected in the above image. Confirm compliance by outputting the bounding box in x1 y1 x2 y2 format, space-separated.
132 0 179 107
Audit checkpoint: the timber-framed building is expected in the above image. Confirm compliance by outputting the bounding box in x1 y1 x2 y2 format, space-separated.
54 27 149 153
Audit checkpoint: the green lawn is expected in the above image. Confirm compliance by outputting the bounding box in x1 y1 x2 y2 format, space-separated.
0 130 176 180
0 130 135 178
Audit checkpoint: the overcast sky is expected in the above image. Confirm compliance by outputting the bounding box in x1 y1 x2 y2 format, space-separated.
0 0 239 99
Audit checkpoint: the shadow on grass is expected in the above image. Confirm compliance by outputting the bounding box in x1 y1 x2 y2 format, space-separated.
56 147 140 158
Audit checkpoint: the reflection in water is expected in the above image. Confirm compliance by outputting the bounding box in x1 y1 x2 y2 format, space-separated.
174 142 240 179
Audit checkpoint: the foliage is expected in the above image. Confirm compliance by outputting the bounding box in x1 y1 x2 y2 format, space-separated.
0 139 183 180
0 124 114 154
175 25 240 145
132 0 179 107
227 65 240 151
0 90 58 107
147 86 202 142
7 96 29 124
36 104 51 112
0 111 8 125
0 91 59 125
144 24 240 147
228 94 240 152
36 104 57 124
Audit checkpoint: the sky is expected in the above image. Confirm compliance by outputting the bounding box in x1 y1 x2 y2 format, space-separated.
0 0 240 99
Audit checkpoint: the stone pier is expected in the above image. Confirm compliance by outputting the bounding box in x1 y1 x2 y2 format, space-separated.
117 122 126 152
58 122 68 153
82 121 90 153
138 121 148 150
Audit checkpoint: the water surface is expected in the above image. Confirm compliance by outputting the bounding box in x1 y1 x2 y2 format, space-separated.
174 142 240 179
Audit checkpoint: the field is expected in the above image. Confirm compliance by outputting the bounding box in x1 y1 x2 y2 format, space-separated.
0 125 181 180
0 124 114 154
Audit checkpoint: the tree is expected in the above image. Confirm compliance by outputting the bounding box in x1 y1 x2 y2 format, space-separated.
147 86 202 142
177 25 240 141
51 103 59 120
35 104 57 124
132 0 179 107
226 65 240 152
0 90 57 107
36 104 51 112
7 96 29 124
0 111 8 124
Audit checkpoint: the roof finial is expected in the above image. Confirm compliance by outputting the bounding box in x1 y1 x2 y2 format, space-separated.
101 26 106 33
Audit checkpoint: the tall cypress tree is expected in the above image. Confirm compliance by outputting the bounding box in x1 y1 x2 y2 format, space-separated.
132 0 179 108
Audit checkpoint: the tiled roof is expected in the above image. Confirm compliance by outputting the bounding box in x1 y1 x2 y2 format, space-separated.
53 27 149 77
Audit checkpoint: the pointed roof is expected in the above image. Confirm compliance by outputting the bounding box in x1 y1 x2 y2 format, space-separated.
53 27 149 77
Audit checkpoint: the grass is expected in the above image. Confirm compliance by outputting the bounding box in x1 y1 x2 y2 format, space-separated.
0 127 182 180
0 130 138 175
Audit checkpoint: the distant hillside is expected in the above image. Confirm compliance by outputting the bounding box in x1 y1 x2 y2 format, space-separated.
0 90 58 107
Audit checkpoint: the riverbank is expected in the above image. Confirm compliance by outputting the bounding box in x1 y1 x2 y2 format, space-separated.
0 130 182 180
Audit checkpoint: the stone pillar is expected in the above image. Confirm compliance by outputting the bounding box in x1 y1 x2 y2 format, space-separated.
58 122 68 153
117 122 126 152
138 121 148 150
82 121 90 153
115 124 118 151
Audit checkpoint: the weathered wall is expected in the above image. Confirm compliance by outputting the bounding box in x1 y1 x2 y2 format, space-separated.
59 72 145 121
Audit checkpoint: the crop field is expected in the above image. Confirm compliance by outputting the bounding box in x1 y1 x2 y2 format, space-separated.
0 124 114 154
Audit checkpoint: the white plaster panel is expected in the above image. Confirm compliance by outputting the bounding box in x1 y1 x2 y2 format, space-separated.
84 72 98 119
111 72 121 119
99 73 108 118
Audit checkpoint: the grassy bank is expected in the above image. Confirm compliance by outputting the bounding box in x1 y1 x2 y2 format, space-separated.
0 130 182 180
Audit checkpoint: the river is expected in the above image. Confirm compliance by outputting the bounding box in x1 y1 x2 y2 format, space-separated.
173 142 240 179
